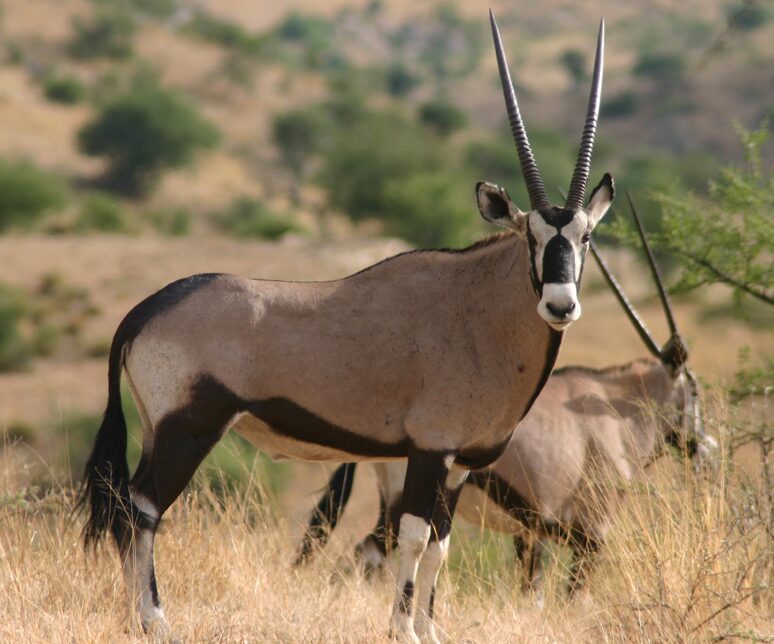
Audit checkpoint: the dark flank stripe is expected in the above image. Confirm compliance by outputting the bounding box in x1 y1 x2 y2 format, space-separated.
398 581 415 614
466 470 535 526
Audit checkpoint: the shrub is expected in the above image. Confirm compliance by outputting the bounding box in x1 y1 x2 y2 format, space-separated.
75 193 128 232
418 99 467 137
215 197 301 240
383 171 477 247
272 109 329 181
144 207 191 236
185 13 264 55
633 50 685 84
0 160 68 231
43 74 86 105
69 8 135 60
317 110 440 222
728 3 768 31
385 63 419 98
601 91 638 118
560 49 587 84
78 82 218 196
0 284 31 372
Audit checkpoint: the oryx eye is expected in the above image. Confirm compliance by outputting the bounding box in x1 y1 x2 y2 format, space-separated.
581 233 591 244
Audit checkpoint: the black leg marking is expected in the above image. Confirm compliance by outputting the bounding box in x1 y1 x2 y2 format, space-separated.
398 581 415 613
428 587 436 619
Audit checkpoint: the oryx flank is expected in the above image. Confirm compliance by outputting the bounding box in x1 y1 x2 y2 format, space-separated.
296 196 717 597
78 11 612 642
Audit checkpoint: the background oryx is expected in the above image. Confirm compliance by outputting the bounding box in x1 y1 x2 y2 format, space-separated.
78 11 612 642
295 196 717 597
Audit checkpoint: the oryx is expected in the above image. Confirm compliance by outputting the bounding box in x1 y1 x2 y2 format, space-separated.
78 11 612 641
295 196 717 598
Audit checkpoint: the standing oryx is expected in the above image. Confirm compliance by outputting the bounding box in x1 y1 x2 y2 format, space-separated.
78 11 612 642
295 196 717 597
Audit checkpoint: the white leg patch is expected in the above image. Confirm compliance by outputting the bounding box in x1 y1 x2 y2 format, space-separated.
122 528 168 635
390 514 431 641
444 465 468 491
131 492 159 521
414 536 449 644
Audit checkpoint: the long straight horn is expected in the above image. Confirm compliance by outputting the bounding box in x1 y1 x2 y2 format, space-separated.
626 191 679 337
565 19 605 211
590 240 661 358
489 9 550 211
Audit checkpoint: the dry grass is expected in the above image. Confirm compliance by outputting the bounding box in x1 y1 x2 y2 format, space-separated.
1 387 770 643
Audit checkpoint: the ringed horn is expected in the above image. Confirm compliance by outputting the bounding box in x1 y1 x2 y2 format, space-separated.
489 10 605 212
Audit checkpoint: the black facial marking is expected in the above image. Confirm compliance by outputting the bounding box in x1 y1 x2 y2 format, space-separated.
542 234 575 284
526 223 541 295
538 207 576 228
398 581 415 614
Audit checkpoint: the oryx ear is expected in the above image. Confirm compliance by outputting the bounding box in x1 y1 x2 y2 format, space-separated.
476 181 528 239
585 173 614 227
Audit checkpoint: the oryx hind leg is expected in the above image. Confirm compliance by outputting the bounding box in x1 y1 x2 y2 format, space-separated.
123 375 240 632
389 449 453 643
414 463 468 644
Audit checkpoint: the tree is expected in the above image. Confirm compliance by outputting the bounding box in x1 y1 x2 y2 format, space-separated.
612 123 773 308
272 109 329 203
78 82 218 196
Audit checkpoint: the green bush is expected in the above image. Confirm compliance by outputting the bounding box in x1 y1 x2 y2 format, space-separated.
78 82 218 196
0 160 68 231
0 284 31 372
76 193 128 232
318 110 440 222
601 91 638 118
215 197 301 240
383 171 477 247
385 63 420 97
418 99 467 137
69 8 135 60
633 50 685 84
728 3 768 31
144 207 191 236
560 49 587 84
272 109 329 182
43 74 86 105
129 0 178 18
185 13 264 55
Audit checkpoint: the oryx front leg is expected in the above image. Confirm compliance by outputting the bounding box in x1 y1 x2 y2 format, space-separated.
414 463 468 644
389 450 451 643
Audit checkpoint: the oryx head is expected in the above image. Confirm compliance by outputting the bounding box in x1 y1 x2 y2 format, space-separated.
477 11 614 331
591 195 718 468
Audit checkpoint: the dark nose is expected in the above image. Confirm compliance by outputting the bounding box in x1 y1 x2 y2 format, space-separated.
546 301 576 319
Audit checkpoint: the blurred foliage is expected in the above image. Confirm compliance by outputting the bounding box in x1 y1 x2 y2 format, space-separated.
78 77 218 196
69 7 135 60
384 62 420 98
601 91 638 119
727 2 769 31
143 207 191 236
610 123 773 312
560 49 587 84
0 284 32 372
184 12 265 56
272 109 331 183
0 160 68 231
214 197 301 240
383 171 477 247
633 50 686 84
418 98 467 137
43 74 86 105
75 193 128 233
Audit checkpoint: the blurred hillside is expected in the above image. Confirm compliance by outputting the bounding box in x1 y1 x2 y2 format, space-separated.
0 0 770 240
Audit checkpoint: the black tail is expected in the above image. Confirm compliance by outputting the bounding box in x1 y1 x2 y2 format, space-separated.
294 463 357 565
76 329 133 550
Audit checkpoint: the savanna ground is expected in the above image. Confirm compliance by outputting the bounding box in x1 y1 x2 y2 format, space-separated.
0 0 772 641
